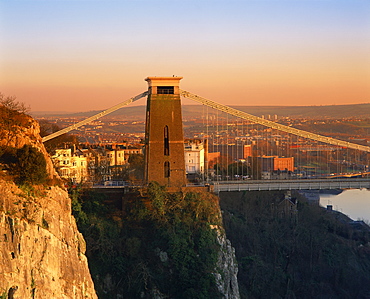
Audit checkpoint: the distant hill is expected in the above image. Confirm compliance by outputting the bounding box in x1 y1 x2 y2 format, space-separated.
32 103 370 120
232 103 370 119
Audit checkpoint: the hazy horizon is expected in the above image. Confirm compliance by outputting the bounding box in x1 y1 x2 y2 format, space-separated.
1 0 369 112
30 101 370 115
29 102 370 117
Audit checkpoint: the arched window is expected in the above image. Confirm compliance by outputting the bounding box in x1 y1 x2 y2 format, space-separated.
164 161 170 178
164 126 169 156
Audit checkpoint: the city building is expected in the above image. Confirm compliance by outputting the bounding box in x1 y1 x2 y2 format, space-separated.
277 191 298 219
184 139 205 175
248 155 295 180
256 156 294 172
52 144 143 184
52 148 89 183
243 144 252 158
273 157 294 172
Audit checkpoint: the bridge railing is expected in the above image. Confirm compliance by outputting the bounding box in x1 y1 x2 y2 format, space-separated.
212 178 370 192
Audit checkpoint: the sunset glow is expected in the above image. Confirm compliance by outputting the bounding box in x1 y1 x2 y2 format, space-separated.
0 0 369 112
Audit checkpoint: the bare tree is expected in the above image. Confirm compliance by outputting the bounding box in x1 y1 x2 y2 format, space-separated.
0 93 30 146
0 93 29 114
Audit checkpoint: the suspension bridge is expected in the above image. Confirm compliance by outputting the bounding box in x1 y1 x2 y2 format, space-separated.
42 77 370 191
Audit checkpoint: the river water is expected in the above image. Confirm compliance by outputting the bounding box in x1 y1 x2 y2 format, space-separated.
319 189 370 223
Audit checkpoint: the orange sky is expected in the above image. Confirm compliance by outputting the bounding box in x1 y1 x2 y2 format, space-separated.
1 1 369 112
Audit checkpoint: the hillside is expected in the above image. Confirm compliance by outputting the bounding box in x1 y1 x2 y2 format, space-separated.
219 190 370 299
70 183 240 298
32 103 370 120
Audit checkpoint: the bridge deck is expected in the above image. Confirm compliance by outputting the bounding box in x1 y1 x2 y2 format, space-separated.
212 178 370 192
92 178 370 192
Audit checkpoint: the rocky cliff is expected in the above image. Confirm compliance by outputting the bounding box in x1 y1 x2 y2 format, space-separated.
0 181 97 298
0 109 96 298
212 225 240 299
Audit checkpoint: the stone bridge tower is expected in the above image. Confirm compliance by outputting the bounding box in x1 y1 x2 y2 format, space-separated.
144 76 186 186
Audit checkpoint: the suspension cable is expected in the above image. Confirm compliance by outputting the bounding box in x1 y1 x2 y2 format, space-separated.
42 91 148 142
180 89 370 153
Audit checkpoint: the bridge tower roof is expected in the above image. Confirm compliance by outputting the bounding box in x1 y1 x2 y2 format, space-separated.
145 76 183 87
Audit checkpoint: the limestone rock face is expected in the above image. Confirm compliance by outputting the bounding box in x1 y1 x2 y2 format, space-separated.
212 226 240 299
0 180 97 298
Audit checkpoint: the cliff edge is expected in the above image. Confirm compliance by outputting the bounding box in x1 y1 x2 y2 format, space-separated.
0 105 97 298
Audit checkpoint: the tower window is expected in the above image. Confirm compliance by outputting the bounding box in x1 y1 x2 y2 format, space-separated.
164 126 169 156
157 86 174 94
164 161 170 178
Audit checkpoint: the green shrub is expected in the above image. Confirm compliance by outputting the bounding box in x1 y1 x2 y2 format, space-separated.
0 145 48 185
14 145 48 184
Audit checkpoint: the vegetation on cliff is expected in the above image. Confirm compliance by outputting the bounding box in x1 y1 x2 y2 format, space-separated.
0 95 49 186
0 94 30 145
220 191 370 299
71 183 223 298
0 144 48 185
